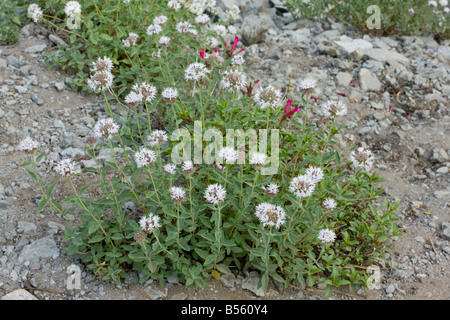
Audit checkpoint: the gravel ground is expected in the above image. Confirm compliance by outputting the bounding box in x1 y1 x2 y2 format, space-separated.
0 0 449 300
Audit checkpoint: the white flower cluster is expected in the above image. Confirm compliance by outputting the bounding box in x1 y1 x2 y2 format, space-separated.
122 32 139 47
218 147 238 164
299 78 316 93
19 137 39 153
134 148 156 168
204 183 226 205
323 198 337 210
182 160 195 174
321 100 347 118
139 213 161 232
254 85 283 110
262 183 279 197
146 24 163 36
318 228 336 243
148 130 168 147
125 82 157 105
159 36 170 46
163 163 177 175
350 147 375 171
254 203 285 229
64 1 82 18
88 57 114 92
168 0 182 10
289 166 324 200
224 5 240 22
185 62 210 81
249 152 267 168
221 69 246 91
93 118 119 139
161 87 178 102
28 4 43 23
170 186 186 203
55 158 77 177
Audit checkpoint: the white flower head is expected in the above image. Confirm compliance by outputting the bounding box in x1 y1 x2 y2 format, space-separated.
132 82 157 103
148 130 168 146
152 50 161 59
249 152 267 168
19 137 39 153
159 36 170 46
176 21 194 33
65 1 82 18
221 69 246 91
28 4 43 23
323 198 337 210
146 24 162 36
163 163 177 175
225 5 240 21
168 0 181 10
204 183 227 205
439 0 448 6
122 32 139 47
87 71 114 92
182 160 195 174
322 100 347 118
93 118 119 139
124 90 143 105
254 203 286 229
212 24 227 37
161 87 178 103
55 158 77 177
254 85 282 110
153 15 168 25
231 54 245 67
262 183 279 197
134 147 156 168
195 14 211 26
318 228 336 243
189 0 206 15
139 213 161 232
170 186 186 203
350 147 375 171
299 78 317 93
217 147 238 164
185 62 209 81
305 166 324 185
289 174 315 199
428 1 438 7
90 56 113 73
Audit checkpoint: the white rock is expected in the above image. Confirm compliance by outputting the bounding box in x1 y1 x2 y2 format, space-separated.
1 289 38 300
359 68 382 92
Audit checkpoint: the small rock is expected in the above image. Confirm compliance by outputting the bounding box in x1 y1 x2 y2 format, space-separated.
6 56 27 68
49 34 67 47
170 292 188 300
31 94 44 105
18 235 60 264
363 48 410 66
17 221 37 233
24 44 47 54
144 285 168 300
241 275 265 297
359 68 382 92
336 72 352 87
54 82 65 92
430 148 448 163
384 284 395 295
14 85 28 94
433 190 449 199
241 14 276 45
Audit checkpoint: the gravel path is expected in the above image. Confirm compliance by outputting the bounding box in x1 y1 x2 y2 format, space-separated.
0 0 449 300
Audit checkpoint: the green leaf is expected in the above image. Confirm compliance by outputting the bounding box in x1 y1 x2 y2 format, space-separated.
88 234 105 243
37 197 48 212
100 33 113 41
324 285 333 299
111 233 124 241
47 181 58 196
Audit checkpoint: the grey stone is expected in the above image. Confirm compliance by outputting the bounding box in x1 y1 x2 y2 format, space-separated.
359 68 382 92
170 292 188 300
440 228 450 241
433 190 450 199
144 285 168 300
18 235 60 264
336 72 352 87
14 85 28 94
1 289 38 300
31 94 44 105
363 48 410 66
48 34 67 47
24 44 47 54
54 82 65 92
6 56 27 68
0 58 7 69
220 274 237 291
335 37 373 55
17 221 37 233
241 275 265 297
384 284 395 294
430 148 448 163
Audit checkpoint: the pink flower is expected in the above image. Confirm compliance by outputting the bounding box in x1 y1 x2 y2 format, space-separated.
283 100 299 119
225 36 244 58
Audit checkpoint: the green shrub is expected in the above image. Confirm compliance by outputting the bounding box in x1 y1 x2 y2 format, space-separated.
20 0 401 297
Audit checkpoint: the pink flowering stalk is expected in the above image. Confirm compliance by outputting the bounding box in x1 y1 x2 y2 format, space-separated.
280 100 300 124
224 36 244 58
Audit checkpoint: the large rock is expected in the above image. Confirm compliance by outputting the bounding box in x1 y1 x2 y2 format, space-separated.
363 48 410 66
359 68 382 92
241 273 265 297
17 235 60 264
24 44 47 54
241 14 276 45
335 36 373 55
1 289 38 300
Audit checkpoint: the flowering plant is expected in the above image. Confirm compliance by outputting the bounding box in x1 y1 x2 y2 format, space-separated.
21 0 401 297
